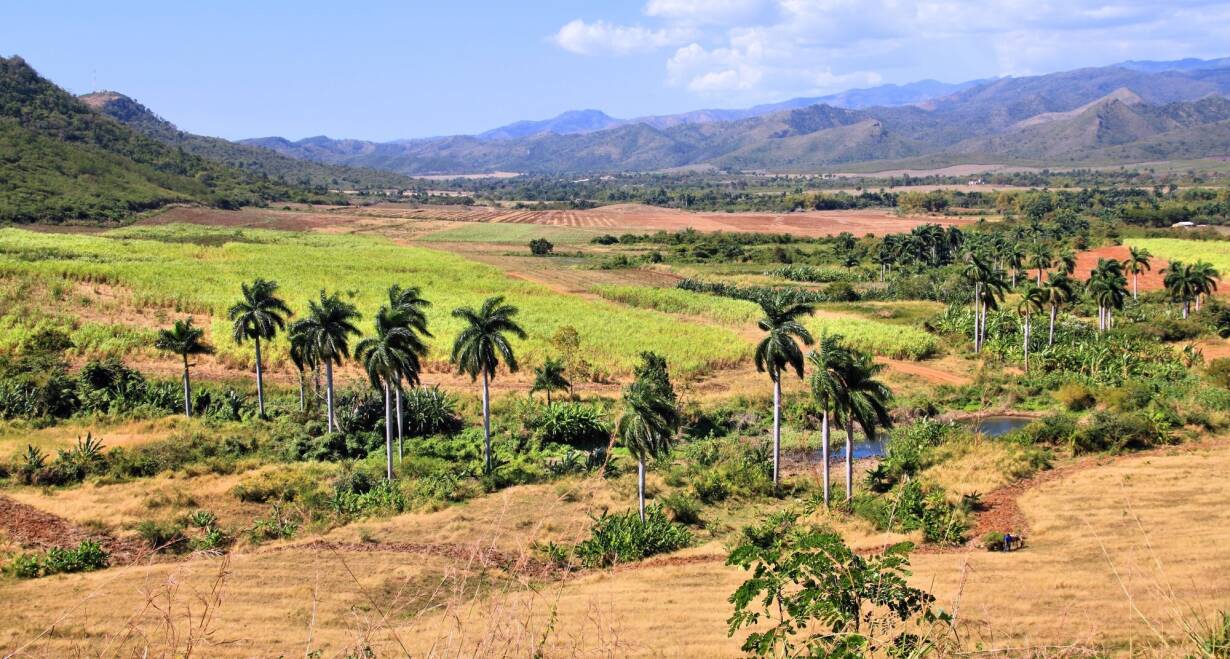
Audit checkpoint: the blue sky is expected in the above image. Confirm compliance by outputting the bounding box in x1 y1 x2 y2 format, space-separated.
4 0 1230 141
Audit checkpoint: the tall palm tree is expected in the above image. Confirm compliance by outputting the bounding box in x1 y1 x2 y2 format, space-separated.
1040 271 1076 347
1027 247 1053 286
807 333 851 507
618 378 679 522
1124 246 1152 300
357 305 425 480
451 296 527 474
1004 242 1026 288
1165 260 1221 317
155 318 213 418
296 291 362 432
530 357 570 405
1194 261 1221 312
1017 286 1046 373
1058 250 1077 276
1088 259 1128 331
385 285 432 457
836 352 892 503
754 294 815 490
228 278 291 418
288 325 315 412
961 254 1007 353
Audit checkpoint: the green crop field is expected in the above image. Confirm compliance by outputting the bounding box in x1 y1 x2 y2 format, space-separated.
805 313 939 360
1126 237 1230 272
416 223 603 245
592 285 762 325
0 225 748 378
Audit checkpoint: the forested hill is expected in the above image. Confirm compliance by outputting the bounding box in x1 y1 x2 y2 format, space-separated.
79 91 414 190
0 56 343 224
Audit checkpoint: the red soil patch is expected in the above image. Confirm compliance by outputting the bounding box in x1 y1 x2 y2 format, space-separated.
882 358 971 386
0 494 147 564
1073 245 1169 292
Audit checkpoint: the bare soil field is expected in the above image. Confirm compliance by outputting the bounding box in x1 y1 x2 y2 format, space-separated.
340 202 970 237
1075 245 1170 291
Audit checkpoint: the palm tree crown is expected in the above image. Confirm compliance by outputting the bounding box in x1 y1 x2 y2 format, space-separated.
531 357 571 404
450 296 527 381
228 278 291 345
753 295 815 381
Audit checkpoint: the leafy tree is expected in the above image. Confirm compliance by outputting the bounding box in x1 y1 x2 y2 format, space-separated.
727 510 949 657
529 238 554 256
807 333 852 507
288 321 317 412
754 294 814 490
450 296 527 474
227 278 291 418
154 318 213 418
1026 246 1053 286
357 305 427 480
294 291 361 431
530 357 570 405
836 352 892 503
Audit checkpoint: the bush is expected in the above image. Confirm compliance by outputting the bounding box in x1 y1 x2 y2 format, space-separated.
399 387 462 437
565 506 692 568
660 491 703 525
231 464 332 503
532 403 609 450
1053 382 1096 411
1208 359 1230 389
136 519 189 552
1071 411 1164 454
529 238 554 256
3 540 109 578
981 531 1006 551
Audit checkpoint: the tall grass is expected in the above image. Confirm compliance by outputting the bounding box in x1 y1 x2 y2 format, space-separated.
0 225 747 378
805 314 939 360
592 285 761 325
1126 238 1230 273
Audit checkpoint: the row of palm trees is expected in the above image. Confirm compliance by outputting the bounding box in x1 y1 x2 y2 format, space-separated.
754 296 892 505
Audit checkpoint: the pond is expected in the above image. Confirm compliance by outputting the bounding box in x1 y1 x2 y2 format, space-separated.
821 438 888 463
964 415 1034 437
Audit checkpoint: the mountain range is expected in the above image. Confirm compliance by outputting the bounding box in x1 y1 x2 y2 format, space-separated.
237 58 1230 175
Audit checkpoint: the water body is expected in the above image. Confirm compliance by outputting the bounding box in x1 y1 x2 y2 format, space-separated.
823 438 887 463
965 415 1033 437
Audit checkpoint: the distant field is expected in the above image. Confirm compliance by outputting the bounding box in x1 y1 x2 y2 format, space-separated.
806 313 939 360
417 222 605 245
0 225 748 378
1126 237 1230 274
592 286 762 325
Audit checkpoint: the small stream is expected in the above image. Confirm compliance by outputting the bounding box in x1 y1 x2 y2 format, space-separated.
817 415 1034 463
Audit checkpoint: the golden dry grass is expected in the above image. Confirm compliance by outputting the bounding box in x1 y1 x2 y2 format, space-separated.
0 417 183 459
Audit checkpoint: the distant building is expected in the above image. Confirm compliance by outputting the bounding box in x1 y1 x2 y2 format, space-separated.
1172 221 1197 228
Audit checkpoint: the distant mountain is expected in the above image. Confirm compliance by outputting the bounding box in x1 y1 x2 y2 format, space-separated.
479 109 623 140
244 58 1230 175
1115 57 1230 73
80 91 412 189
0 56 337 224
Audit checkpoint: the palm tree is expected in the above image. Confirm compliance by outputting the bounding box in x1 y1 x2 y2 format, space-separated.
618 378 679 522
1017 286 1046 373
451 296 527 474
836 352 892 503
1040 271 1076 347
385 285 432 457
531 357 570 405
357 305 425 480
753 294 815 490
1194 261 1221 312
297 291 361 432
288 325 315 412
807 333 851 507
155 318 213 418
1088 259 1128 331
1004 242 1026 288
228 279 291 418
1165 260 1221 318
1027 247 1053 286
1124 247 1152 300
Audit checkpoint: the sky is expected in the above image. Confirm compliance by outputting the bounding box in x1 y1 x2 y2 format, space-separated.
4 0 1230 141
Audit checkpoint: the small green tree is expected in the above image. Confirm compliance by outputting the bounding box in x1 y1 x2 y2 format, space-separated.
727 510 950 658
530 357 571 405
155 318 213 418
529 238 554 256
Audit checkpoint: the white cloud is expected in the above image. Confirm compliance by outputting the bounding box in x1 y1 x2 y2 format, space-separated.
552 19 694 56
553 0 1230 103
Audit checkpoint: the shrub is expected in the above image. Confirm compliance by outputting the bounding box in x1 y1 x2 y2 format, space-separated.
329 479 407 519
400 387 462 437
981 531 1006 551
231 464 331 503
1208 359 1230 389
1071 411 1163 454
529 238 554 256
3 540 109 578
1017 413 1077 446
136 519 188 552
1053 382 1096 411
532 403 609 450
248 503 300 543
660 491 703 525
567 506 692 568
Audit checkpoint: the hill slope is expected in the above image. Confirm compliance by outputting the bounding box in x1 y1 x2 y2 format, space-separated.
79 91 412 189
0 56 340 223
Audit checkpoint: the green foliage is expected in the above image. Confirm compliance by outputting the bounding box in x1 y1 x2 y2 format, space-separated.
1070 411 1170 455
530 403 609 450
565 505 692 569
726 510 950 657
3 540 109 579
853 480 968 546
399 387 462 437
1053 382 1096 411
660 491 703 526
528 238 554 256
767 265 860 283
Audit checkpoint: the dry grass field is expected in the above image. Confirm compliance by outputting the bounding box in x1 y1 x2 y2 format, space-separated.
3 441 1228 656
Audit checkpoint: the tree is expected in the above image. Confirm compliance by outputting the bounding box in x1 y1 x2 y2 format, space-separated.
1164 260 1221 318
807 333 852 507
296 291 361 432
1004 241 1026 288
961 253 1007 353
837 352 892 503
529 238 554 256
1040 271 1076 347
618 368 679 522
288 324 316 412
1017 286 1046 373
753 295 814 490
357 305 426 480
1026 246 1053 286
1088 259 1127 330
530 357 570 405
385 285 432 458
727 510 948 657
1193 261 1221 312
155 318 213 418
227 278 291 418
1124 246 1152 300
450 296 527 474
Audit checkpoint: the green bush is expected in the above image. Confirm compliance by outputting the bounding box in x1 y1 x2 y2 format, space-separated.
3 540 109 578
1208 358 1230 389
1016 413 1077 446
136 519 188 552
567 506 692 568
531 403 609 450
1053 382 1096 411
399 386 462 437
1071 411 1164 455
660 491 703 526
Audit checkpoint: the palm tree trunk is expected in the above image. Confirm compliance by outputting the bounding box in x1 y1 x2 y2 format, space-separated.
482 369 492 474
547 389 552 406
1133 273 1139 300
384 382 393 480
1037 269 1042 286
325 360 337 432
1184 299 1190 319
821 408 830 507
181 355 192 418
772 377 781 491
845 413 854 504
395 387 404 461
638 459 646 523
254 336 265 418
972 283 981 353
1023 316 1030 373
1048 305 1057 347
297 371 305 411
